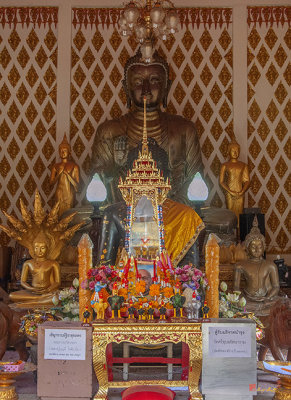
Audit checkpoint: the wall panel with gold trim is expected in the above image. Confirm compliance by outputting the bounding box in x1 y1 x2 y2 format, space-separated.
0 6 58 245
247 6 290 254
70 7 233 208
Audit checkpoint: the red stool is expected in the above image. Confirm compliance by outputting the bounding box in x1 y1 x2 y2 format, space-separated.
122 385 175 400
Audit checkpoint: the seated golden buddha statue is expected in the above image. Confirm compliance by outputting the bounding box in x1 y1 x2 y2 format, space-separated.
9 232 61 307
233 216 280 316
0 190 84 308
91 48 205 267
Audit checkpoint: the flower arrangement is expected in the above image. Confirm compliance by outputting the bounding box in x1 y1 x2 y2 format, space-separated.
51 278 79 321
219 281 247 318
82 264 120 293
173 264 208 299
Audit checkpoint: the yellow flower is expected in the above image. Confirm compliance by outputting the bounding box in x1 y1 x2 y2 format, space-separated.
149 284 160 297
163 287 174 298
136 280 146 294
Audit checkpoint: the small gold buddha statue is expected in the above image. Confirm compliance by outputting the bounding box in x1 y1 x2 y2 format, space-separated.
9 231 61 307
233 216 280 315
219 140 250 225
50 134 80 217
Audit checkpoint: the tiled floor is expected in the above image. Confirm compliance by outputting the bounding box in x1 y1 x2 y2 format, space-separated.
2 350 282 400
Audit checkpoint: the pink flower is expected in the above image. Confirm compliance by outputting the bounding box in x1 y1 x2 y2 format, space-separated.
89 281 95 290
180 273 189 282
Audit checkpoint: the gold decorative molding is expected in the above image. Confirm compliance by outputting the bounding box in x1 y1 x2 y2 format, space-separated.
72 8 232 30
247 6 291 27
0 7 58 28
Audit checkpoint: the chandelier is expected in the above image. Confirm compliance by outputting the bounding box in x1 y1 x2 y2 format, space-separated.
119 0 179 61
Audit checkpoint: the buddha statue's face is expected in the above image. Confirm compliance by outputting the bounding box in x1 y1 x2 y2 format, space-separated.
229 144 240 160
33 241 48 259
248 238 264 260
127 64 167 110
59 145 70 159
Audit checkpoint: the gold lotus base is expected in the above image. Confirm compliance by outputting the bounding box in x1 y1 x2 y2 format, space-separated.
0 386 17 400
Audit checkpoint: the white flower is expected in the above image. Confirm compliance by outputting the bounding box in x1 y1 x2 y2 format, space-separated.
238 297 246 307
220 281 227 292
72 316 79 321
63 304 71 313
70 301 79 315
226 293 240 303
52 295 59 306
219 300 228 313
72 278 79 288
69 287 76 295
226 310 234 318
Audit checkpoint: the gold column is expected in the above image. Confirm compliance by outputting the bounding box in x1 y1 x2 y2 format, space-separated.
205 234 220 318
78 233 93 321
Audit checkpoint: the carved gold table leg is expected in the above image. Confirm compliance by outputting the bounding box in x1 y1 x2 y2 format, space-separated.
92 334 109 400
188 333 203 400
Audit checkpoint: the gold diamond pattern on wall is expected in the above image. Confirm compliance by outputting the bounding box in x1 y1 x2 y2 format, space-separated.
266 173 279 196
70 7 233 219
247 8 291 253
0 7 58 245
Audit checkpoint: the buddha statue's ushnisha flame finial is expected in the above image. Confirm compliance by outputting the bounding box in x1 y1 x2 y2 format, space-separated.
142 96 149 157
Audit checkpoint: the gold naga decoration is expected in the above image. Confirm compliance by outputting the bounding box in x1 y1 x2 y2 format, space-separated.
0 189 84 260
118 97 171 255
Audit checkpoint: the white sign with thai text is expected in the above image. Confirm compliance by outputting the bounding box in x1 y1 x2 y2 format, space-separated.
44 329 86 360
208 326 251 358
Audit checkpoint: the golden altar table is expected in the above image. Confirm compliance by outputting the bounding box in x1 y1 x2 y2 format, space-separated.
92 322 202 400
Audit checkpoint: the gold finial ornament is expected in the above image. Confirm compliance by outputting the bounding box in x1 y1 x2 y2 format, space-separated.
118 96 171 255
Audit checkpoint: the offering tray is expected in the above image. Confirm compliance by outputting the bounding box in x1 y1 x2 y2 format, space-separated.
0 362 36 400
258 361 291 400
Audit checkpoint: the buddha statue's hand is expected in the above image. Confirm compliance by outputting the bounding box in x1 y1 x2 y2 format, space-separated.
32 286 50 294
113 137 128 167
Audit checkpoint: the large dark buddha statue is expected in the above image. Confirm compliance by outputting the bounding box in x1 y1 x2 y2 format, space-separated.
90 49 227 266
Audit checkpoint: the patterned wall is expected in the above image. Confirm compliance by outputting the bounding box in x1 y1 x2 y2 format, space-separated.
0 5 289 255
247 6 290 254
0 7 58 245
70 7 233 209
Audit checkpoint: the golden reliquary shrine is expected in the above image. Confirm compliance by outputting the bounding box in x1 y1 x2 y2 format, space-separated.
0 2 290 400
